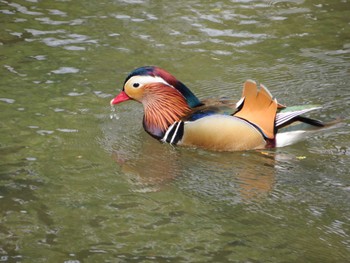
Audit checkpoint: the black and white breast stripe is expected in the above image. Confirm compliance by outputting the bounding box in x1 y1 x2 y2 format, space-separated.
161 121 185 144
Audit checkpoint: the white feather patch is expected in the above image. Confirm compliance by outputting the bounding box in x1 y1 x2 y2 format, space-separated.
275 130 307 148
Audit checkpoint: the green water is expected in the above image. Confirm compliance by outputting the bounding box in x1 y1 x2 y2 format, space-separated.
1 0 350 262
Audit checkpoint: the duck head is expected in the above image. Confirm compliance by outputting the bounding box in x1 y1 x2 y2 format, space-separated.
110 66 201 138
110 66 201 107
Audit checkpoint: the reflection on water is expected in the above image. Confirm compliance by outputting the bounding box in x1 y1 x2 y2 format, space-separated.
1 0 350 261
106 103 279 200
112 138 277 200
176 150 278 204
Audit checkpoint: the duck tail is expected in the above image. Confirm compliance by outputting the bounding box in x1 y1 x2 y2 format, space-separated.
277 115 325 130
275 115 342 148
275 106 322 130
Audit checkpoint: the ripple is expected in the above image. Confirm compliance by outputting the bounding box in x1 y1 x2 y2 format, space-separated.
64 46 86 51
36 17 84 26
0 9 15 15
276 7 310 16
181 41 201 45
7 1 43 16
67 92 84 96
113 14 131 20
200 28 269 39
239 20 258 25
0 98 15 104
14 18 27 23
31 55 47 60
212 50 233 56
269 16 288 21
108 33 120 37
4 65 27 77
56 128 79 133
94 91 112 99
26 28 66 36
41 34 97 48
118 0 145 4
37 130 54 135
48 9 67 17
231 39 263 47
51 67 79 74
325 220 348 238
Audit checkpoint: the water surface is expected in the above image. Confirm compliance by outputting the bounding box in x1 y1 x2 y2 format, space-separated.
1 0 350 262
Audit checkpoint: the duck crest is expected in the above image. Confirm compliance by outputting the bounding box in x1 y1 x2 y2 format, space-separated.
125 66 202 108
152 67 202 108
142 83 191 138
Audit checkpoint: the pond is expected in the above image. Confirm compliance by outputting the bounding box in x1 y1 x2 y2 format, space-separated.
1 0 350 262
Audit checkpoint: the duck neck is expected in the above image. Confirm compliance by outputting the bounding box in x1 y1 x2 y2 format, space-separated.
142 85 192 138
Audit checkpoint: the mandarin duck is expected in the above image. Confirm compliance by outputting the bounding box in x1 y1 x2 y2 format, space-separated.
110 66 327 152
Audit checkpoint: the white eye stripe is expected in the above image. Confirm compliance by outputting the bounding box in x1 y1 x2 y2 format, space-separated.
126 75 171 87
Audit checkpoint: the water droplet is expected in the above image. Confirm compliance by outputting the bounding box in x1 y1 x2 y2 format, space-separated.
110 106 120 119
110 113 120 120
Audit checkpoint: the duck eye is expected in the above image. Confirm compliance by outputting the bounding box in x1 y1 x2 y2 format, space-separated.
133 83 140 88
